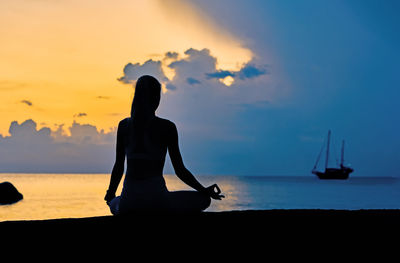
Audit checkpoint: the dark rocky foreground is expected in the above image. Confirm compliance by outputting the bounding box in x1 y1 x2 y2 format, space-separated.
1 210 399 256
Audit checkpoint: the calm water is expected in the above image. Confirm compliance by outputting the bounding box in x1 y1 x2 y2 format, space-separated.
1 173 399 221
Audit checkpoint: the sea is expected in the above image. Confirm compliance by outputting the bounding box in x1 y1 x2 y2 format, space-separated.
1 173 399 221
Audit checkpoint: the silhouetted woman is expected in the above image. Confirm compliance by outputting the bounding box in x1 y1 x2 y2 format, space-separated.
105 75 224 214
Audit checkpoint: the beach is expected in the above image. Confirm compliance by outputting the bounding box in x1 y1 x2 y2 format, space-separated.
1 209 399 258
2 209 399 237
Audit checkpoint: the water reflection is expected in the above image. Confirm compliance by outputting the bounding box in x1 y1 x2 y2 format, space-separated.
0 173 112 221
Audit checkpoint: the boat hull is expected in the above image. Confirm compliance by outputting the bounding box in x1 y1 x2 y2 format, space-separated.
313 168 353 180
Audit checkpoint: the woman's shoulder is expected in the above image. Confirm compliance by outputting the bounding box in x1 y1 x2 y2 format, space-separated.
116 118 132 134
154 117 177 133
118 117 130 127
155 116 175 126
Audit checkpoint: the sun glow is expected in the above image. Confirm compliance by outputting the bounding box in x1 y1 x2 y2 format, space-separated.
220 76 235 87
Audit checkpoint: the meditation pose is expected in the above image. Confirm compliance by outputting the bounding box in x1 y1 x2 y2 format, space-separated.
105 75 224 214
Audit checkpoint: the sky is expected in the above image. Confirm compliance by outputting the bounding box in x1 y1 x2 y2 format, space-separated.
0 0 399 176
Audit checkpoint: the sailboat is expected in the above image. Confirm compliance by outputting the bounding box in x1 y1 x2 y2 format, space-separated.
312 130 354 179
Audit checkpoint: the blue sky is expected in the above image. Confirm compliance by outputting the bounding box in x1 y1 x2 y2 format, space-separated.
175 0 400 176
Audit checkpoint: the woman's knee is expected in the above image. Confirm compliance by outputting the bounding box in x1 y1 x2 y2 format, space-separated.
199 193 211 211
167 191 211 212
108 196 121 215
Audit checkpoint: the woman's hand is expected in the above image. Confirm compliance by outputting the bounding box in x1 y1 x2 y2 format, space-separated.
104 189 116 205
204 184 225 200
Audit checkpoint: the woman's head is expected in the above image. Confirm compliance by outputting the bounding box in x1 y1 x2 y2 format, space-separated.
131 75 161 118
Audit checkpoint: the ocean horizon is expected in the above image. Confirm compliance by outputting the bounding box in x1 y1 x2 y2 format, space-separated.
1 173 399 222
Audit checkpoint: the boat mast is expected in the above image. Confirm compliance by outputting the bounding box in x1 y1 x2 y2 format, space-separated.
341 140 345 167
325 130 331 171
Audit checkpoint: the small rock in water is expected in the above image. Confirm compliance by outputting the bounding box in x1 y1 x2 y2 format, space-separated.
0 182 23 205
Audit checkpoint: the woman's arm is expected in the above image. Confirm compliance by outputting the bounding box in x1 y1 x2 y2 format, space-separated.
105 120 126 203
167 122 206 192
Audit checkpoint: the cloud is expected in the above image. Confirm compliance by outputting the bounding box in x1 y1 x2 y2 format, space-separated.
117 60 168 84
168 48 217 83
0 119 116 173
20 100 33 106
119 47 268 89
8 119 50 140
117 47 274 141
118 47 267 91
110 47 275 173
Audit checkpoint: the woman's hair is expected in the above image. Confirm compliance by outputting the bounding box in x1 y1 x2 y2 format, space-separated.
129 75 161 153
130 75 161 119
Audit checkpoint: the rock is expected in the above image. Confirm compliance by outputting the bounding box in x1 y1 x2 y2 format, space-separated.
0 182 23 205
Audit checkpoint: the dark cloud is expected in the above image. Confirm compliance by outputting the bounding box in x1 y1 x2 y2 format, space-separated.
186 77 201 85
165 83 177 90
20 100 33 106
165 51 179 59
205 64 267 81
205 70 234 79
237 64 268 79
73 112 87 118
96 96 110 99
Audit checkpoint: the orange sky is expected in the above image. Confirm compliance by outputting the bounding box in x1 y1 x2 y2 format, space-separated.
0 0 252 136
